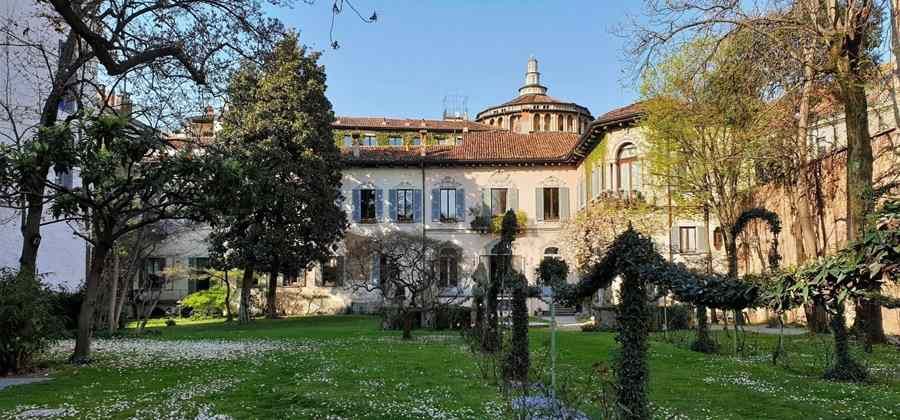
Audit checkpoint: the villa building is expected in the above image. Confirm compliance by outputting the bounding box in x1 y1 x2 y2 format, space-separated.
151 57 721 316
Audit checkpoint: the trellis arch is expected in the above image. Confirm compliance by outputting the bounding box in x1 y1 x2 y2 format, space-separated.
732 207 782 271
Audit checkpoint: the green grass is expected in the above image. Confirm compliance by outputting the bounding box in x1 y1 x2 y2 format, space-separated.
1 316 898 419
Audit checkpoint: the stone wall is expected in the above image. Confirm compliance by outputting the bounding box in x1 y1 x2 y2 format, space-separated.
744 131 900 334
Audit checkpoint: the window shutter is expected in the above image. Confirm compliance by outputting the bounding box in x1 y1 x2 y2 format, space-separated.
535 188 544 221
375 189 384 220
559 187 570 221
508 188 518 211
634 161 642 192
351 189 361 222
413 189 423 223
481 189 491 218
388 189 398 222
670 226 681 254
698 225 709 252
591 168 599 197
607 164 614 191
455 188 465 221
431 189 440 221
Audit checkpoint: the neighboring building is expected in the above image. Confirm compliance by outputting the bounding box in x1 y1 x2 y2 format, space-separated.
0 0 92 290
152 57 720 317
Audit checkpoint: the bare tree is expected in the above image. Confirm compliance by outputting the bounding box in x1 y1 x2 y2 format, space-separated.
344 231 470 340
627 0 886 343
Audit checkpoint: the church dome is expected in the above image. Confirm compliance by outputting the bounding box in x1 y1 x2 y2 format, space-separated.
476 56 592 135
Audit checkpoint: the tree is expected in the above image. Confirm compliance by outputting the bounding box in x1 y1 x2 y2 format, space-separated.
5 0 287 281
344 231 468 340
206 33 346 323
47 113 207 362
641 37 770 278
628 0 887 346
562 197 665 274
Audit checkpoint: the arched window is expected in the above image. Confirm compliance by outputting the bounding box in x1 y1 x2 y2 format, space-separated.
616 143 640 192
437 248 459 288
489 118 494 126
498 117 504 129
543 114 551 131
567 115 574 132
557 115 564 131
532 114 540 132
511 115 519 132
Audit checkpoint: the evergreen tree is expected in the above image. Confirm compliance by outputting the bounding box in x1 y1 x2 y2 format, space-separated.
208 33 346 323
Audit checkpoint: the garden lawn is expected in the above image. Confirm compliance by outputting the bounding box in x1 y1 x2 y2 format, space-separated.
0 316 897 419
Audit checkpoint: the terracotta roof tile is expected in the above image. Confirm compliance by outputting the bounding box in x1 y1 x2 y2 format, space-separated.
499 94 565 106
595 102 644 125
333 116 493 132
342 131 580 165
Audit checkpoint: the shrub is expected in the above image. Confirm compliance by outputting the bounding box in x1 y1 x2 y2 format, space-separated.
491 210 528 234
165 319 177 327
0 269 63 376
49 287 83 331
180 285 226 317
434 306 470 330
650 303 692 331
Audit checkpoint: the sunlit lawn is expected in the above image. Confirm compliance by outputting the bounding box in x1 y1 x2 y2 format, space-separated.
1 315 897 419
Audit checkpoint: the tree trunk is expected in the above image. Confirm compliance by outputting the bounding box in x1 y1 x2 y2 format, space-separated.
402 311 413 340
723 230 738 278
266 269 278 319
889 0 900 126
72 240 111 363
805 303 830 334
837 39 883 345
238 266 255 323
18 32 78 278
824 303 867 381
108 249 119 334
691 305 716 353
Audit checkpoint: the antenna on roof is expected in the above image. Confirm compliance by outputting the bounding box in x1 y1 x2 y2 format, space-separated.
443 94 468 121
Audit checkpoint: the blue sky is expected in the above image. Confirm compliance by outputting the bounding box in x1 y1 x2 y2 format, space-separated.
274 1 644 120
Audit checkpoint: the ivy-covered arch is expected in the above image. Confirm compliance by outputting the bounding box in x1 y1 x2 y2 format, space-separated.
732 207 782 271
558 226 761 419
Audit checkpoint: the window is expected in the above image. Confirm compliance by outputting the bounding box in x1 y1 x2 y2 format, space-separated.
188 257 211 292
360 189 377 222
322 256 344 287
437 137 452 146
437 248 459 288
389 136 403 146
490 188 508 217
362 135 377 146
544 247 559 256
55 170 74 189
532 115 539 132
343 135 354 147
543 187 560 221
145 258 167 289
396 189 414 223
455 136 463 145
498 117 504 128
543 114 551 131
440 188 457 221
679 227 698 253
616 143 639 192
411 137 422 146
